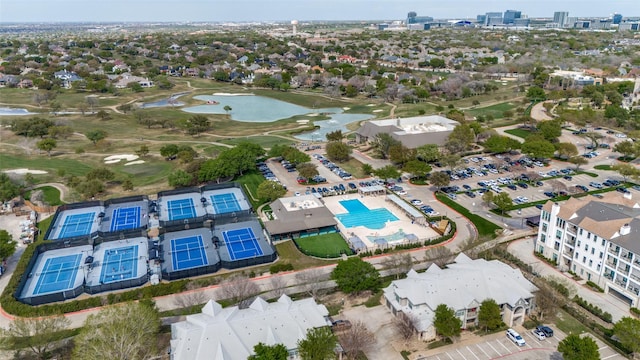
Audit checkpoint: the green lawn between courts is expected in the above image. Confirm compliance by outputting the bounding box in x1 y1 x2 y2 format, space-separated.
504 128 533 139
294 233 353 258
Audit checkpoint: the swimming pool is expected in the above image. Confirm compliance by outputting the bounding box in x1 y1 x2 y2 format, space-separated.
336 199 398 230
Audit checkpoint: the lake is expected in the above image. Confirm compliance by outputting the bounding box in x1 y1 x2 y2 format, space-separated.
182 94 372 139
0 108 34 116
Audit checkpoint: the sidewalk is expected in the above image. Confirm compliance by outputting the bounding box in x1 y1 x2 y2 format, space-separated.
507 236 630 322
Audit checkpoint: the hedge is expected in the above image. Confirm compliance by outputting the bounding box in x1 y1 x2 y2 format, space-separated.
573 295 613 323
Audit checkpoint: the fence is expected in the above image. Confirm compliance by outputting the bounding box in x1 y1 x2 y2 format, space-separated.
85 274 149 295
220 251 278 270
162 262 222 281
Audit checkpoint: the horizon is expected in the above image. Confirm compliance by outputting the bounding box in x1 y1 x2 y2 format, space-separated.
1 0 638 23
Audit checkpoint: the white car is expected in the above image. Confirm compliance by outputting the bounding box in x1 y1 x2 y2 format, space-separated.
507 328 526 346
410 199 423 206
615 133 627 138
532 328 546 341
397 190 407 196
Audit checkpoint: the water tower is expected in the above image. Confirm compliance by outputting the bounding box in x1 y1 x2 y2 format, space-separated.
291 20 298 35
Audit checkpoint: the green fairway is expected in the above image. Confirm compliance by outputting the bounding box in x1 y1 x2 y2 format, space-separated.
294 233 354 258
466 102 518 119
113 160 174 186
218 136 295 149
24 186 63 206
0 154 93 177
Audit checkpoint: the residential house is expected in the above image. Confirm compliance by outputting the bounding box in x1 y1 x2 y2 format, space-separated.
114 74 154 88
170 295 331 360
0 75 19 87
17 79 33 88
535 191 640 307
54 70 83 88
383 253 537 341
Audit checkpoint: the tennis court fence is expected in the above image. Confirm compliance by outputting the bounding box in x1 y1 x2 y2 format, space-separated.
104 195 148 206
221 251 277 270
162 262 221 281
85 275 148 295
157 186 201 198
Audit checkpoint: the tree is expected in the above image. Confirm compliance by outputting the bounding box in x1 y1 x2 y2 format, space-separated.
86 167 115 181
74 179 105 199
612 163 640 182
537 119 562 141
395 312 418 341
483 135 521 154
85 129 107 145
416 144 440 162
584 132 603 148
403 160 431 180
521 139 555 159
381 253 413 279
433 304 462 342
135 144 150 157
492 192 512 215
134 110 155 129
534 281 567 321
0 230 16 263
440 153 461 171
95 109 111 121
185 114 210 136
0 315 70 360
482 191 494 207
72 301 160 360
11 117 53 138
249 343 288 360
555 142 578 159
223 105 232 114
424 246 454 268
0 173 21 202
297 162 319 180
168 170 193 188
339 321 375 359
160 144 180 158
613 317 640 355
257 181 287 202
568 156 588 170
614 141 637 159
361 164 373 176
325 130 344 142
445 124 475 153
372 133 400 159
526 86 546 101
477 299 503 332
48 125 73 139
121 178 134 191
36 138 56 156
325 141 351 162
297 327 337 360
295 268 329 299
219 274 260 308
430 172 450 192
331 257 381 294
557 334 600 360
373 165 400 182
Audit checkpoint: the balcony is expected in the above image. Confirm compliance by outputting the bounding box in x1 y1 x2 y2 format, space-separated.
617 264 631 275
606 259 617 268
631 273 640 283
609 247 621 256
621 251 633 261
604 273 614 280
615 278 628 288
565 239 575 247
567 225 578 235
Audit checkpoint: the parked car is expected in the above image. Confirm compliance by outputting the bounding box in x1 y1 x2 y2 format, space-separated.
506 329 526 346
536 325 554 338
576 185 589 192
589 182 603 189
563 175 572 181
410 199 423 206
532 328 546 341
331 320 352 332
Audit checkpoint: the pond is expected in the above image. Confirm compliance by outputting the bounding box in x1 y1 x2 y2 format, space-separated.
0 107 35 116
140 93 188 108
182 94 372 139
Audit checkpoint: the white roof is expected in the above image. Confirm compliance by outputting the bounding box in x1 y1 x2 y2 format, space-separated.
170 295 330 360
384 254 537 331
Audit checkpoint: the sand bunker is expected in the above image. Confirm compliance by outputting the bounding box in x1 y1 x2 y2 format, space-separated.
296 119 310 124
3 168 48 175
343 107 351 110
373 109 383 113
367 104 376 107
212 93 252 96
103 154 139 164
307 113 319 117
124 160 145 166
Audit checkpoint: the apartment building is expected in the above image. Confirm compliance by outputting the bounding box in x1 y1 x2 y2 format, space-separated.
535 191 640 307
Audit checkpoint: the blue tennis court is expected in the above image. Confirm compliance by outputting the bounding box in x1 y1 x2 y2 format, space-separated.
33 254 81 295
99 245 139 284
171 235 208 271
167 198 196 220
223 228 264 261
58 212 95 238
109 206 141 232
211 193 241 214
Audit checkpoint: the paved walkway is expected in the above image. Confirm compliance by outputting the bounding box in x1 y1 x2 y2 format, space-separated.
507 236 630 322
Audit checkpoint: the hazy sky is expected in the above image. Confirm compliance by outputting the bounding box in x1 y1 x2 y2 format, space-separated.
1 0 637 23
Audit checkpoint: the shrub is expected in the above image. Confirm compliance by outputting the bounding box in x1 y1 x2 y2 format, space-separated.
586 281 604 292
630 307 640 317
270 262 294 274
573 295 613 323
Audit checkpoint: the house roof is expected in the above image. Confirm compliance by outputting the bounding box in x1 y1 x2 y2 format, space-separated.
170 295 330 360
383 253 537 331
356 116 459 148
264 195 337 235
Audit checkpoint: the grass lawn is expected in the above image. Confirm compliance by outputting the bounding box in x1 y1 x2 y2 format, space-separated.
218 136 295 149
274 240 336 269
555 309 590 335
0 154 93 177
294 233 353 258
36 216 54 242
335 157 366 179
466 102 518 119
24 186 64 206
112 159 174 187
235 170 267 208
436 193 501 238
505 128 533 139
594 165 612 170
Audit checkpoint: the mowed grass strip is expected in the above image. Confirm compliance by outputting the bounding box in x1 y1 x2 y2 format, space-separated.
294 233 353 258
436 193 501 238
504 128 533 139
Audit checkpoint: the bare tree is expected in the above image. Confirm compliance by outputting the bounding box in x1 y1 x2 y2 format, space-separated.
269 275 288 298
339 321 376 359
534 281 564 321
394 312 418 342
295 268 330 299
0 316 70 360
219 275 260 308
425 246 454 268
380 253 414 279
173 291 207 309
547 179 567 193
457 238 481 258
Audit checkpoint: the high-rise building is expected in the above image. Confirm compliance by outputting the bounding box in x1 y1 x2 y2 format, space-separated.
503 10 522 24
535 192 640 307
476 14 487 24
554 11 569 27
613 13 623 24
407 11 433 25
485 12 503 26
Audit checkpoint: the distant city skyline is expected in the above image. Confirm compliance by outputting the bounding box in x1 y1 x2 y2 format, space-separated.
1 0 637 23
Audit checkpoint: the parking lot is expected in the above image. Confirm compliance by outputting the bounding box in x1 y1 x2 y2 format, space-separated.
418 326 624 360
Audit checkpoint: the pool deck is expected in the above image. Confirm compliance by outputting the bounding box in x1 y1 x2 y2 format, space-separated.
322 194 439 249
